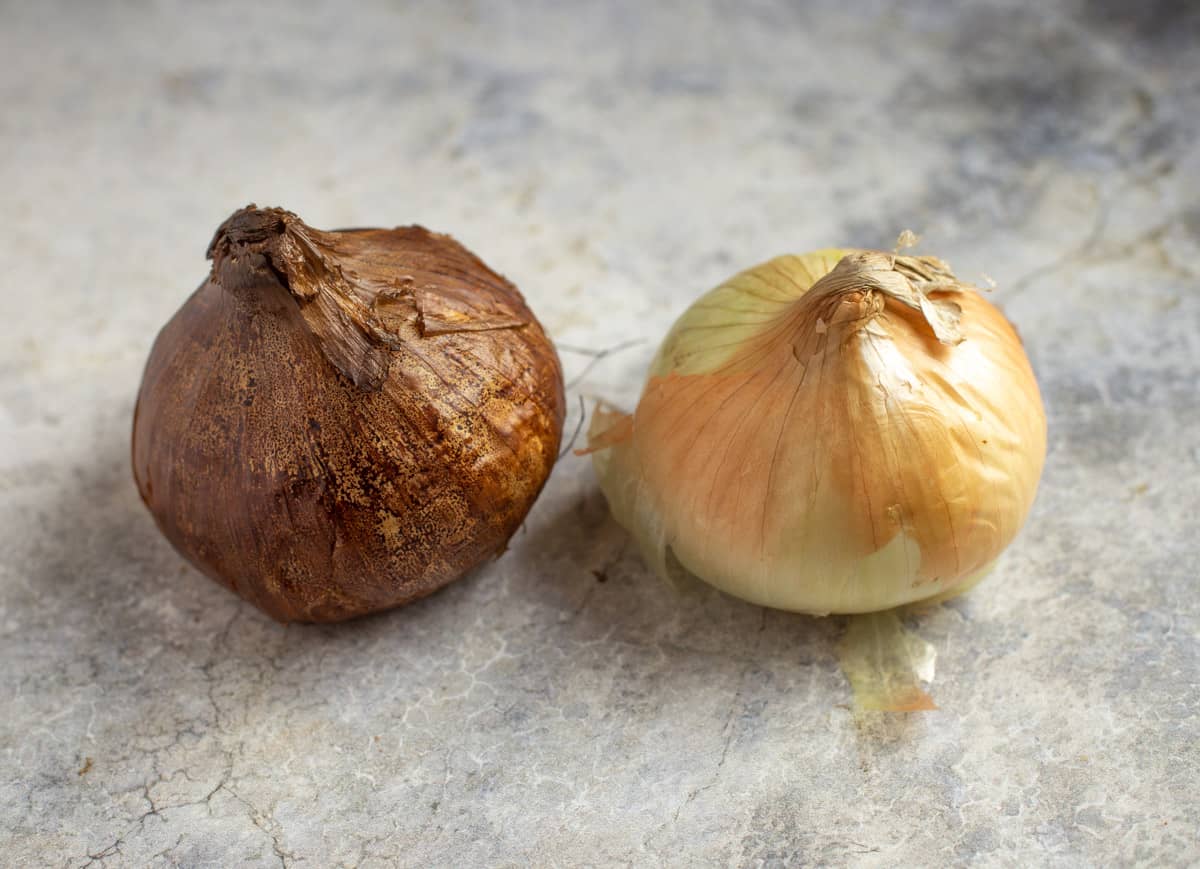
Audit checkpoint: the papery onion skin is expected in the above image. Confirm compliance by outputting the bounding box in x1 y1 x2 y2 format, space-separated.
591 250 1046 615
132 206 565 623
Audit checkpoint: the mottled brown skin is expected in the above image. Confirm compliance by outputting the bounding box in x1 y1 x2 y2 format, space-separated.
132 206 565 622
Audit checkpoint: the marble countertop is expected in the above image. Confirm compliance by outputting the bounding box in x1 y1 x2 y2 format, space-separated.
3 1 1197 865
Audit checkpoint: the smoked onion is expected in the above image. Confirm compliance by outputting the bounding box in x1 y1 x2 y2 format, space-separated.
132 206 565 623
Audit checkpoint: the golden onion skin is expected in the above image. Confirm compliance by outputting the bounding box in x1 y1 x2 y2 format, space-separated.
133 206 565 622
592 250 1045 614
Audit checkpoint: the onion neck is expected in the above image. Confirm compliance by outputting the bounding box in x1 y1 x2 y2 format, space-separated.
206 205 336 306
205 205 392 391
799 251 967 346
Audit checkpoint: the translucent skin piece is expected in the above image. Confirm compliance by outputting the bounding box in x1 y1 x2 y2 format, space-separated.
591 250 1046 615
838 610 938 711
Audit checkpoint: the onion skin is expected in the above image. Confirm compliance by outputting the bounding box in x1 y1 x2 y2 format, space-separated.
591 250 1046 615
132 206 565 623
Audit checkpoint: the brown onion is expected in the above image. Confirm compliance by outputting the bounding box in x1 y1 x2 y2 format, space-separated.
132 205 565 622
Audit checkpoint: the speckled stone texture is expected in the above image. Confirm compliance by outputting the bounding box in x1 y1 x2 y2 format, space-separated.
3 1 1198 866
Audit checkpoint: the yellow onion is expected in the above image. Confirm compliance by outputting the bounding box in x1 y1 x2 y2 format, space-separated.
589 249 1046 615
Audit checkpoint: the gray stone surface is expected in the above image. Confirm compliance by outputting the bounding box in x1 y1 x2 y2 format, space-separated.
2 0 1198 865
